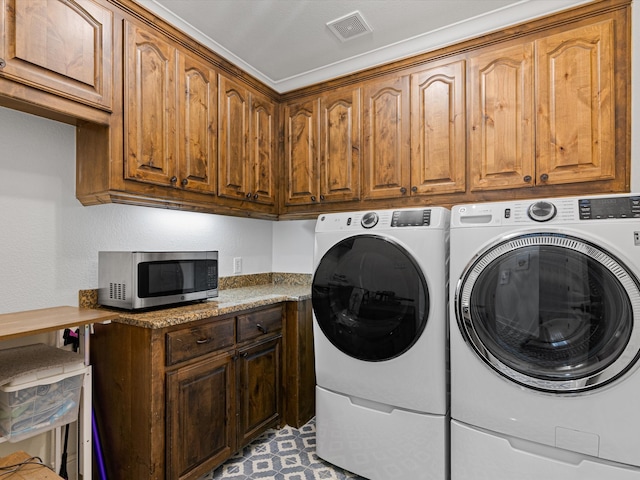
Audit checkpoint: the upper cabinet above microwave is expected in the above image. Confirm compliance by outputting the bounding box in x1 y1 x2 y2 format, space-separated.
0 0 114 111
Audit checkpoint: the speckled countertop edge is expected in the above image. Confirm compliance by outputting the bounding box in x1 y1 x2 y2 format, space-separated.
80 274 312 329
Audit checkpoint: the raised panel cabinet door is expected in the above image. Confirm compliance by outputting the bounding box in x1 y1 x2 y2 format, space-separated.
536 19 615 186
283 98 320 206
319 86 361 203
166 351 236 480
124 21 178 187
0 0 113 109
410 60 466 195
250 92 276 205
218 74 250 200
469 41 535 191
362 75 410 200
237 336 282 448
177 51 217 194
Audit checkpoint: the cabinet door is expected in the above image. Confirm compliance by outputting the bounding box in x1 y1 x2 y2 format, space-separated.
536 19 615 186
283 98 320 206
237 336 282 448
362 75 410 200
0 0 113 110
250 92 276 205
469 41 535 191
319 86 361 203
177 51 217 194
166 351 236 480
218 74 250 200
124 21 178 187
410 60 466 195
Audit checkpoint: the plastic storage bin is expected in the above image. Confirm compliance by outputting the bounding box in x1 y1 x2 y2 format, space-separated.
0 365 85 442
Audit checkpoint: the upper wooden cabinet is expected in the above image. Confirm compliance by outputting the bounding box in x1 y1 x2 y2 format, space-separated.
283 97 318 206
319 87 361 203
0 0 113 110
536 19 615 186
410 60 466 196
218 75 276 205
469 41 535 191
124 21 216 194
283 85 361 207
469 18 617 192
362 75 410 200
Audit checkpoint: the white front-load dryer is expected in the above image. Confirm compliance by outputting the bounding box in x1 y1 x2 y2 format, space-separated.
312 207 450 480
449 194 640 480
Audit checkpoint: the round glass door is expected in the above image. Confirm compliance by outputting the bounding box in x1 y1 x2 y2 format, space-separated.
312 235 429 361
457 233 640 393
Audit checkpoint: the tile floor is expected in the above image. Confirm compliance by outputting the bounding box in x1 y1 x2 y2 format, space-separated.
198 418 367 480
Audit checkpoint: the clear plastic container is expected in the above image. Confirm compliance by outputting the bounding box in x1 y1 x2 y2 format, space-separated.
0 367 84 442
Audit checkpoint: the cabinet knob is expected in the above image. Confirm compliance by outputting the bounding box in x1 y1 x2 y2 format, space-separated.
0 58 5 69
253 193 259 200
540 173 549 182
256 323 268 334
246 192 252 199
411 186 417 193
170 176 177 184
310 195 317 202
181 178 188 186
523 175 532 182
320 194 325 201
400 187 407 195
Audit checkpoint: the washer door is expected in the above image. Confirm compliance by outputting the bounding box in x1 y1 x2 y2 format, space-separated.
312 234 429 361
457 232 640 393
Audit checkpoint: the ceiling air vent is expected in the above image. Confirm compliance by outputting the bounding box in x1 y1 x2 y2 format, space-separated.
327 11 372 42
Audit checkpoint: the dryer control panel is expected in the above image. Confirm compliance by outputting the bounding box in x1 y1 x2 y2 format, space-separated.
578 195 640 220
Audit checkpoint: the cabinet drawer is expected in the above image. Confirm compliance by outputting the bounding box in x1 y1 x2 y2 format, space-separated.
166 318 235 365
237 306 282 343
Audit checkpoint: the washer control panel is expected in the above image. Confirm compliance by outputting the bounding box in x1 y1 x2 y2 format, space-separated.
578 195 640 220
391 209 431 227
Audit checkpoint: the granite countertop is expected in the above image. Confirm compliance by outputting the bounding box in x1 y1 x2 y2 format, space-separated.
81 275 312 329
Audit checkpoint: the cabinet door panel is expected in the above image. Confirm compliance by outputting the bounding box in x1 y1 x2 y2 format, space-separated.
362 76 410 200
410 60 466 195
124 22 178 186
284 99 319 206
237 337 281 447
218 75 249 199
251 93 276 205
166 352 235 480
320 87 361 203
536 20 615 185
0 0 113 109
178 52 217 194
469 42 535 191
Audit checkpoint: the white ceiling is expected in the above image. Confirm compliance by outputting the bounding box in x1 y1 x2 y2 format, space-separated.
137 0 592 93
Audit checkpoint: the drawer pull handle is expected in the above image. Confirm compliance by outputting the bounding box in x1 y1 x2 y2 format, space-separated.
256 323 268 334
196 338 211 344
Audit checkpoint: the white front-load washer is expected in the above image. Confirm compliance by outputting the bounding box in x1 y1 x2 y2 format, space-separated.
312 207 450 480
449 194 640 480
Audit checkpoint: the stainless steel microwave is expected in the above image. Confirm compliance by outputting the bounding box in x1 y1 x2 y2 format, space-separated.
98 251 218 310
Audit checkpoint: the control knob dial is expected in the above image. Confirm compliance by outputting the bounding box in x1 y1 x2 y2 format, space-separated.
361 212 379 229
528 201 557 222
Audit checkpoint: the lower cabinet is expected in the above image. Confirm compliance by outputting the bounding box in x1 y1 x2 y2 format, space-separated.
166 350 236 480
91 304 285 480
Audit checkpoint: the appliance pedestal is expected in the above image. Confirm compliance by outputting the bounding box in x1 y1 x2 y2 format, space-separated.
316 386 448 480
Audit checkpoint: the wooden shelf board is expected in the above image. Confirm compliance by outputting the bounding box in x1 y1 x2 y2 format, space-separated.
0 306 118 341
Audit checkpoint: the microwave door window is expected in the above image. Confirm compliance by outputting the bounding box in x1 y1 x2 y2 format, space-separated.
139 261 188 297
